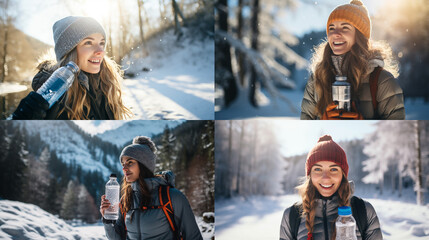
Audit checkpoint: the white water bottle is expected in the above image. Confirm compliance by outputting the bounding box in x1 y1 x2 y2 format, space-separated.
36 61 79 108
335 206 358 240
332 76 351 111
104 173 120 220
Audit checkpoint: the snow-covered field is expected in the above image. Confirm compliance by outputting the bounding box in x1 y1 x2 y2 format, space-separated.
0 200 214 240
122 28 214 120
215 194 429 240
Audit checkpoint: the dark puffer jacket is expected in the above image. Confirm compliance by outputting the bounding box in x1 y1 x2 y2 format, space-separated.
103 176 203 240
32 61 114 120
279 195 383 240
301 58 405 120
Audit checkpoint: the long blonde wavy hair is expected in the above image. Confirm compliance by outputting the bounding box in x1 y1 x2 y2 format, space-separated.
296 173 351 239
310 30 399 117
53 48 132 119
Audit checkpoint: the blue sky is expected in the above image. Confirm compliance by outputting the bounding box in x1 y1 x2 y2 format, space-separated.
274 120 377 157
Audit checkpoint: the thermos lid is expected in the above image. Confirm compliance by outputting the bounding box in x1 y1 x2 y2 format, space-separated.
338 206 352 216
110 173 117 178
66 61 79 73
335 76 347 81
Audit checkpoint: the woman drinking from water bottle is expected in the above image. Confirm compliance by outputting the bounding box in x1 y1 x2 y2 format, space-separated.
280 135 383 240
100 136 202 240
12 16 131 120
301 0 405 120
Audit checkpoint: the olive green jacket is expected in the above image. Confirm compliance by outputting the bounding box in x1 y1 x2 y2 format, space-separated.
301 59 405 120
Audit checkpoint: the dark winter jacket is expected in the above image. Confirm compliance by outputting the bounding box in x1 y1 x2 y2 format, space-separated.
279 195 383 240
301 58 405 120
31 61 114 120
103 176 203 240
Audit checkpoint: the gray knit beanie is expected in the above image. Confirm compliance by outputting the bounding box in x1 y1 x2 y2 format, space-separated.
120 136 157 172
53 16 106 62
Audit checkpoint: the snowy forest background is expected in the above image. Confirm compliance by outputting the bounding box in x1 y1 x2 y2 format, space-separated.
0 120 214 238
215 120 429 239
215 0 429 119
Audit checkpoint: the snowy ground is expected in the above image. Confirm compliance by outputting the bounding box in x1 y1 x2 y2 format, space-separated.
215 194 429 240
0 83 28 96
122 28 214 120
0 200 214 240
215 88 429 120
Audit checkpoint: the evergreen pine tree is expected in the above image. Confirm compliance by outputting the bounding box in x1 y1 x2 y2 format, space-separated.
60 180 79 220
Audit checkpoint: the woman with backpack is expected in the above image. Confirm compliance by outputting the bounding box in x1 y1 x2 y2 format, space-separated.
280 135 383 240
301 0 405 120
100 136 203 240
12 16 131 120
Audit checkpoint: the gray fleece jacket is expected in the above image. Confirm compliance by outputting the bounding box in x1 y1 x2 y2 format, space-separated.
279 195 383 240
103 176 203 240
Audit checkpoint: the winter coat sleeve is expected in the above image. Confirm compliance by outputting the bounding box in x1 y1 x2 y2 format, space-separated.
170 188 203 240
376 70 405 120
364 201 383 240
280 207 293 240
103 207 126 240
301 75 318 120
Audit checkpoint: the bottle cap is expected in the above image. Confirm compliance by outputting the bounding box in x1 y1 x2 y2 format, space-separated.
338 206 352 216
335 76 347 81
66 61 79 74
110 173 117 178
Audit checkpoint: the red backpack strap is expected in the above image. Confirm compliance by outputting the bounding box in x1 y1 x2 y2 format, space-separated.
159 185 183 240
369 67 382 112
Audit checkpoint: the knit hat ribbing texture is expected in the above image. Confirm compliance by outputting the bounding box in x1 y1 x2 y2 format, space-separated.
327 0 371 39
53 16 106 62
305 135 349 177
120 136 157 173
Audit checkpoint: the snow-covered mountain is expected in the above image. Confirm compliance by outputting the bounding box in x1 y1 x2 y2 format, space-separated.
18 121 119 178
97 120 183 147
0 200 104 240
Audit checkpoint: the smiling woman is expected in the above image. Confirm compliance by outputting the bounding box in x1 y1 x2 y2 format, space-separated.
280 135 383 240
11 16 132 120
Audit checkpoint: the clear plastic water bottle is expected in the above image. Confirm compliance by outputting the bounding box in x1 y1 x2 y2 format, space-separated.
36 61 79 108
104 173 120 220
332 76 351 111
335 206 358 240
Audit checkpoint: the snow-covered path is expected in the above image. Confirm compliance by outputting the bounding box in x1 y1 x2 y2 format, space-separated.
215 194 429 240
121 28 214 120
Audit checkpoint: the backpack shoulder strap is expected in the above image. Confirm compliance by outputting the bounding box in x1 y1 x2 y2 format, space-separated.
351 196 368 240
159 185 182 240
369 67 383 116
289 202 302 240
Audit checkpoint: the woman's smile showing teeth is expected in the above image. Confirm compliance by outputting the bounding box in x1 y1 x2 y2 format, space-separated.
320 183 334 189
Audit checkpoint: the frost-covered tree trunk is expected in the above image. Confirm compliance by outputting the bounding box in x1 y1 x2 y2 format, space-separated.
249 0 259 107
0 0 14 83
235 121 245 195
415 121 424 205
236 0 245 86
215 0 238 107
172 0 186 37
136 0 147 56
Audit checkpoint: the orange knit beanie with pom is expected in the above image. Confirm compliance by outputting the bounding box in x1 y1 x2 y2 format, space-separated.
327 0 371 39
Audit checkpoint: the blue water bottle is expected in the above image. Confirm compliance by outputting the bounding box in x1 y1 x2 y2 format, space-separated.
36 61 79 108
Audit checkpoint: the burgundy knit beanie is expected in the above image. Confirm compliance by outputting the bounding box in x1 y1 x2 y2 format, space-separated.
305 135 348 177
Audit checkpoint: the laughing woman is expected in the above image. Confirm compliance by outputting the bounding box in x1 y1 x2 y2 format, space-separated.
301 0 405 120
100 136 203 240
12 16 131 120
280 135 383 240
